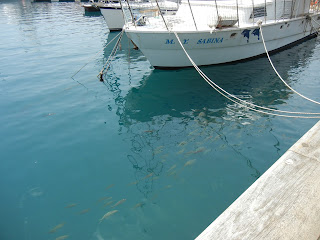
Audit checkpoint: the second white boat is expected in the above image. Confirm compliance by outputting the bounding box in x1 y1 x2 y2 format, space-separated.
100 0 179 31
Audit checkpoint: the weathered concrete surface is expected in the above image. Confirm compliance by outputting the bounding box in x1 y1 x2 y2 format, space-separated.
196 121 320 240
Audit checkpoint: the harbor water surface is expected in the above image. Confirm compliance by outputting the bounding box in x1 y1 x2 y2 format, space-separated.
1 1 320 240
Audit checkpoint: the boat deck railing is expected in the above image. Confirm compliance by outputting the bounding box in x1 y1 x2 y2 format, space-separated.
124 0 320 31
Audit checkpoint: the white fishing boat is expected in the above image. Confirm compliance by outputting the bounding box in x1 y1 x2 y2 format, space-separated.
125 0 320 68
100 0 179 31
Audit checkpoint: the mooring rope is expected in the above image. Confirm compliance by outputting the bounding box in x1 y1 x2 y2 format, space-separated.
310 17 320 35
311 17 320 27
71 30 124 79
98 29 125 81
173 32 320 118
258 21 320 106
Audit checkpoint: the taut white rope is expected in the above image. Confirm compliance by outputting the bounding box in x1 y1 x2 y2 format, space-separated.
98 29 125 79
258 21 320 105
174 32 320 118
311 17 320 27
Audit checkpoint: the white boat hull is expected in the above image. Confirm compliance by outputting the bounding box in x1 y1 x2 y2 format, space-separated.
100 7 124 31
100 1 179 31
126 15 320 68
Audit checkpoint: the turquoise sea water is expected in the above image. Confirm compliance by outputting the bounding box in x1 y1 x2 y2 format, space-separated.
1 1 320 239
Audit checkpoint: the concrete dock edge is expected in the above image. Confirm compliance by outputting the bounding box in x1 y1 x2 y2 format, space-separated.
196 120 320 240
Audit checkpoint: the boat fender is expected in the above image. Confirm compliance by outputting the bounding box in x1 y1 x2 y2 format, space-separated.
98 72 104 82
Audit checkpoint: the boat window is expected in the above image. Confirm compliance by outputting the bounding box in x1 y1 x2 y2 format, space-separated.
230 33 237 38
280 25 283 29
250 7 267 19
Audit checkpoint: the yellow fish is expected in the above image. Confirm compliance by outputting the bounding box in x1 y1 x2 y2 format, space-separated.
99 210 118 222
154 146 164 154
151 176 160 181
186 147 205 155
56 235 69 240
194 147 205 153
213 135 220 141
49 223 65 233
133 202 145 208
144 173 154 179
105 184 114 190
204 136 213 141
103 201 114 207
98 196 112 202
167 170 176 176
65 203 77 208
79 209 90 215
178 141 187 146
184 159 196 167
188 129 199 136
111 199 126 208
128 181 138 185
177 149 185 154
167 164 177 172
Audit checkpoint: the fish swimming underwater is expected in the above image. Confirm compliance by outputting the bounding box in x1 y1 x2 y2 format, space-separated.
49 223 65 233
186 147 205 155
111 199 126 208
99 210 118 222
154 146 164 154
128 181 139 186
178 141 187 147
152 176 160 180
167 164 177 172
98 197 112 202
103 201 114 207
144 173 154 179
184 159 196 167
133 202 145 209
55 235 69 240
105 184 114 190
65 203 77 208
176 149 185 154
167 170 177 177
79 209 90 215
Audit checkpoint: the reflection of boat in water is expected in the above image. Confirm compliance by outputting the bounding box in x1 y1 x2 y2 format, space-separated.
100 0 179 31
120 37 318 123
125 0 320 68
